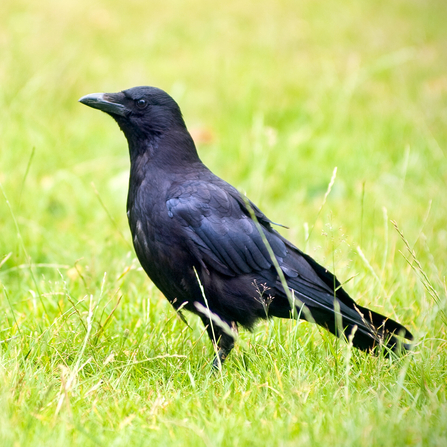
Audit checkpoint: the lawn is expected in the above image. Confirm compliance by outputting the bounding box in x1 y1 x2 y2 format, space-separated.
0 0 446 445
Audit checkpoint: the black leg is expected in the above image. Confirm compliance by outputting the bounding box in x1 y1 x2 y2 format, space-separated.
211 331 236 370
212 347 232 370
200 315 237 370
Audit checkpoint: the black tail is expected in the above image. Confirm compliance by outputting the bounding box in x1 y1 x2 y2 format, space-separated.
291 251 413 354
269 265 413 354
304 298 413 354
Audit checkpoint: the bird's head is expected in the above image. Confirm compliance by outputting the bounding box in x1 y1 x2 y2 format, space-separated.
79 86 187 142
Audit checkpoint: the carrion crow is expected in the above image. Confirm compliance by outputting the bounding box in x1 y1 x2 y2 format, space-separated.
79 86 413 368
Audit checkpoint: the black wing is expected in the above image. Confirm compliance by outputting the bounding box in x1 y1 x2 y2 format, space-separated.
166 180 288 277
166 179 343 295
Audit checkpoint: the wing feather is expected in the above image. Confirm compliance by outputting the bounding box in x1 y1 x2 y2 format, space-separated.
166 181 286 276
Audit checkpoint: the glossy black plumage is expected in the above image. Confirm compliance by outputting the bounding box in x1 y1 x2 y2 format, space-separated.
79 86 413 367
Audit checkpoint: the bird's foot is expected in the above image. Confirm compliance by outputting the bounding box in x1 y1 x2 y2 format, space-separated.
212 349 229 371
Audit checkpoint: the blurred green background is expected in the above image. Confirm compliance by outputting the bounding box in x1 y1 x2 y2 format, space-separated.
0 0 446 446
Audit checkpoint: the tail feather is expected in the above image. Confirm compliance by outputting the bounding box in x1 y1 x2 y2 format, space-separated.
277 278 413 354
354 303 413 341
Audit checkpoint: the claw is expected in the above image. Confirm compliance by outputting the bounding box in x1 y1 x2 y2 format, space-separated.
212 349 229 371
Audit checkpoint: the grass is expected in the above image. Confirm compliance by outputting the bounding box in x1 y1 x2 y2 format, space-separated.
1 0 446 445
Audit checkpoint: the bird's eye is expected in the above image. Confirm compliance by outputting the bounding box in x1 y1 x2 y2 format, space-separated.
136 99 148 110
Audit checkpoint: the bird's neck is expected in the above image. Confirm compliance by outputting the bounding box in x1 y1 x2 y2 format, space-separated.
129 131 200 165
126 130 207 218
127 128 204 179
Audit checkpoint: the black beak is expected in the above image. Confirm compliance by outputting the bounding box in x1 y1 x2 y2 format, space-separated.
79 92 128 117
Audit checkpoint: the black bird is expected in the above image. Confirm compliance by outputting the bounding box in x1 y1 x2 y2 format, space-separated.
79 86 413 368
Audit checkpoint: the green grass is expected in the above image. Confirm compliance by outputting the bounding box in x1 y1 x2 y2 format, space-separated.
1 0 447 445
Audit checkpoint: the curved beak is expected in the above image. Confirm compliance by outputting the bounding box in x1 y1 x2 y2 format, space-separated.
79 92 128 117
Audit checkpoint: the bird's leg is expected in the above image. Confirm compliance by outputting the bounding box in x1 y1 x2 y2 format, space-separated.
212 332 235 371
200 316 237 370
212 348 230 370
